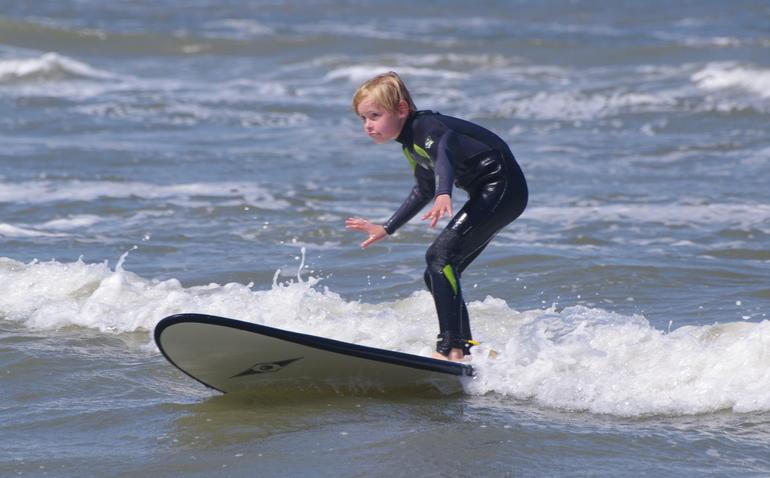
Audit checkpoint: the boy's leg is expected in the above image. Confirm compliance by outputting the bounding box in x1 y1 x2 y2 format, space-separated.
426 157 527 357
424 230 471 356
426 216 500 356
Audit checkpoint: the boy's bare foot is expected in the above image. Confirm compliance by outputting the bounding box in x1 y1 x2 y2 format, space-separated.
431 347 466 362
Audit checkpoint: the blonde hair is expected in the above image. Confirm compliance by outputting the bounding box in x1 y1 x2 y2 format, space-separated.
352 71 417 114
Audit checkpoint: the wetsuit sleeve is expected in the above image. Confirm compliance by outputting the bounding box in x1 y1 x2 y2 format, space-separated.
383 166 435 234
434 131 456 197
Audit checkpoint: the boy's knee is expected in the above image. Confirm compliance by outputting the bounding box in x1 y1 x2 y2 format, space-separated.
425 243 446 271
423 269 432 290
425 230 460 271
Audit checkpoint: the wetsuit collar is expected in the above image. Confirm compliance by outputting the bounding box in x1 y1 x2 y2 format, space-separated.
395 111 416 146
395 110 433 146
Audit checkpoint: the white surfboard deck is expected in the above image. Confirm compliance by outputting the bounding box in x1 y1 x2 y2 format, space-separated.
154 314 473 396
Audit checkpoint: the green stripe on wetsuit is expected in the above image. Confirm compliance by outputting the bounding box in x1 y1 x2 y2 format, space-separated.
402 147 417 172
402 144 431 172
442 264 459 296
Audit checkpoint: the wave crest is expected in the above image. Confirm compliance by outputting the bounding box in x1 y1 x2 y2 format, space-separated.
0 52 114 83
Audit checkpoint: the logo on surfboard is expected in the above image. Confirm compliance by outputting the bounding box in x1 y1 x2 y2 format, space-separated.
230 357 303 378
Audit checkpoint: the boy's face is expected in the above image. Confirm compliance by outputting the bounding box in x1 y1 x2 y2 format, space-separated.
356 97 408 144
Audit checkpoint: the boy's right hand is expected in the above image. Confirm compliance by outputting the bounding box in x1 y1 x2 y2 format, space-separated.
422 194 453 228
345 217 387 249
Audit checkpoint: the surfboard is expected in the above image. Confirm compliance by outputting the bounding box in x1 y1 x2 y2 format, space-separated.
154 313 473 396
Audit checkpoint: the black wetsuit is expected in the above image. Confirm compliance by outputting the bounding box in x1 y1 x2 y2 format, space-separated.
385 110 528 355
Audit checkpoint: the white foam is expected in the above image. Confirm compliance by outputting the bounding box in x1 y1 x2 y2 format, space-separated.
0 179 290 210
466 305 770 416
203 19 275 38
469 61 770 120
0 223 68 238
0 254 436 352
525 202 770 232
692 63 770 99
297 22 410 42
76 101 308 128
1 254 769 417
0 215 104 239
683 36 744 48
484 89 675 121
317 53 513 71
0 52 115 83
39 215 104 230
326 65 467 83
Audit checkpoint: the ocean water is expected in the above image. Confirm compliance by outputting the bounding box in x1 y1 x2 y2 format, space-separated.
2 0 770 476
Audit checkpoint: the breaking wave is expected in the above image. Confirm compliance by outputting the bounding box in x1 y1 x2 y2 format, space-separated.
1 254 768 417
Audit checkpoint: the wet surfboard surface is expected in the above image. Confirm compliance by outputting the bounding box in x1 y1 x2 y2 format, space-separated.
154 313 473 396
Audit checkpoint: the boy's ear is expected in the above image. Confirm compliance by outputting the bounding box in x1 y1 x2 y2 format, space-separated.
398 99 410 118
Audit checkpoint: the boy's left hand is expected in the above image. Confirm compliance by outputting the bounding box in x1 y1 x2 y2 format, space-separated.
422 194 453 228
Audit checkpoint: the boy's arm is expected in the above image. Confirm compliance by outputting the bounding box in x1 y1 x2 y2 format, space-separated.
383 166 435 234
346 165 434 248
433 131 456 197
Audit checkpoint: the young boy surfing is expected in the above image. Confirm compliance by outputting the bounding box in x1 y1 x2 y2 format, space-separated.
346 72 528 362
